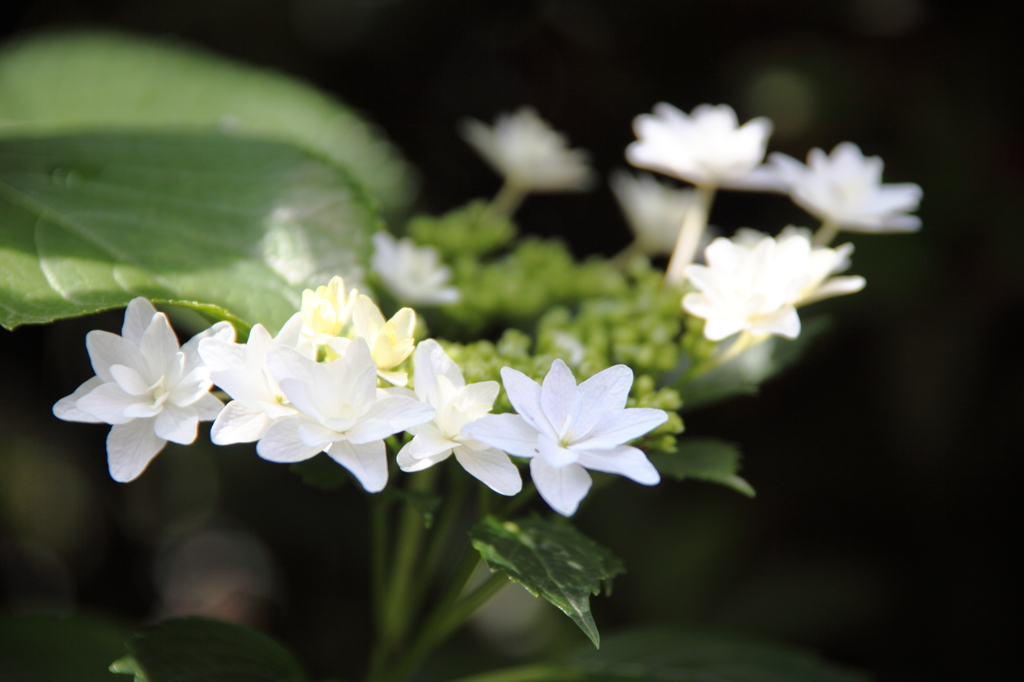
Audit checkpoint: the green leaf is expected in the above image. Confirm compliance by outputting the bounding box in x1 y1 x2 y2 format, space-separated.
470 515 625 648
395 489 442 528
0 131 379 331
0 611 131 682
677 318 830 411
122 616 308 682
564 627 869 682
649 437 755 497
0 31 415 214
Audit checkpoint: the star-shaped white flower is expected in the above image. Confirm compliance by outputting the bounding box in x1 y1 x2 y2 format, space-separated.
626 103 777 190
463 360 667 516
460 107 595 192
53 298 233 482
610 169 695 256
371 231 461 306
256 337 435 492
299 276 358 350
199 314 310 446
682 228 866 341
396 340 521 495
327 295 417 387
768 142 923 233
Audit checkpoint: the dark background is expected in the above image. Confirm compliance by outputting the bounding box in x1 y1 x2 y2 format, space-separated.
0 1 1020 680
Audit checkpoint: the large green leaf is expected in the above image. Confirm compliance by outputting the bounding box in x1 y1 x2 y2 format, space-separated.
649 437 755 497
0 131 378 331
0 31 415 213
470 515 624 648
111 617 307 682
0 611 131 682
564 627 869 682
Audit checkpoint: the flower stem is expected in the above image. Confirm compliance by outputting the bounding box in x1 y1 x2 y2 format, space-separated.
446 665 585 682
490 181 528 218
813 221 840 247
664 185 715 287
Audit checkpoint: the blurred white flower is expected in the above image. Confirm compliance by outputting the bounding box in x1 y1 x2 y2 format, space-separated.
463 360 667 516
397 340 521 495
256 338 434 492
626 103 777 189
200 315 310 446
460 107 595 192
300 276 358 348
682 229 866 341
371 231 461 306
769 142 923 233
609 169 694 256
53 298 233 482
327 295 417 386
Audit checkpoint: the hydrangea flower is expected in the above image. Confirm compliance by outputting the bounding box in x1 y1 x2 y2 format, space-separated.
626 103 777 190
768 142 923 234
53 298 233 482
396 340 521 495
609 169 694 256
327 295 416 387
199 315 309 445
371 231 461 306
682 228 866 341
463 360 667 516
300 276 358 349
256 337 435 492
460 107 595 193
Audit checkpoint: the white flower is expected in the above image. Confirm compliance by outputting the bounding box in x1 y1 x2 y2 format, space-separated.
327 295 416 387
682 229 866 341
460 107 595 192
300 276 358 349
463 360 667 516
199 314 310 445
610 169 695 256
396 340 521 495
255 337 435 492
768 142 923 232
53 298 233 482
626 103 777 190
371 231 461 306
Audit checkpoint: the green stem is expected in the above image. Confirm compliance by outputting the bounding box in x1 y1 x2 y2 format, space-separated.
496 481 536 519
388 573 511 682
367 492 392 681
490 181 528 218
812 220 840 247
446 665 585 682
664 185 716 287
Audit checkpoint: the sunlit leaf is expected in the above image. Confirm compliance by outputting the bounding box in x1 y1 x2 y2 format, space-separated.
0 132 378 331
649 437 755 497
470 515 624 648
0 31 416 213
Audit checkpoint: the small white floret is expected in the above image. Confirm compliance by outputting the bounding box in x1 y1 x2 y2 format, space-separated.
460 107 595 193
610 170 696 256
53 298 234 482
463 360 667 516
371 231 461 306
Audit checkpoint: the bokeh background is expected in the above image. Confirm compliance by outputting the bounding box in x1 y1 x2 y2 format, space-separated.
0 1 1019 680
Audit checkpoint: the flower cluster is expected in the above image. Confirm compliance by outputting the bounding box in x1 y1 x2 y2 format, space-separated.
55 283 667 515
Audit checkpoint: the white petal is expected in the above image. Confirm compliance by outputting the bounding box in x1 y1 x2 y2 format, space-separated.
76 382 145 424
346 396 435 444
462 414 540 458
405 427 457 460
578 408 668 449
121 298 158 345
297 422 341 448
109 364 150 396
167 367 215 407
454 446 522 496
86 330 148 382
107 418 165 482
397 444 449 472
192 392 225 421
800 276 866 305
198 335 246 371
211 402 270 445
413 339 465 406
499 367 553 438
257 416 324 463
538 432 579 467
326 440 388 493
576 445 661 485
540 359 577 435
140 313 180 375
154 404 199 445
53 376 105 423
752 306 801 339
572 364 634 437
530 458 592 517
